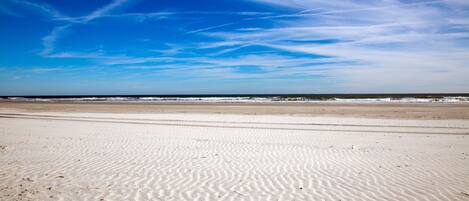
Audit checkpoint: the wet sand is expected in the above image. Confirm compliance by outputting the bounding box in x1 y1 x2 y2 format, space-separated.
1 101 469 119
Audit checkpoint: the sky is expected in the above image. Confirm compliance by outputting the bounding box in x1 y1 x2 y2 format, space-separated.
0 0 468 95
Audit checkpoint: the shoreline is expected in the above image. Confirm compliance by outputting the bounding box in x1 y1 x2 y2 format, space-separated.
1 101 469 119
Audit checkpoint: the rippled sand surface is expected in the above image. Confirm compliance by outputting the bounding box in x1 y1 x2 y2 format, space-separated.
1 110 469 200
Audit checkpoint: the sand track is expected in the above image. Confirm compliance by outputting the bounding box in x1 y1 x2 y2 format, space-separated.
1 111 469 200
0 113 468 135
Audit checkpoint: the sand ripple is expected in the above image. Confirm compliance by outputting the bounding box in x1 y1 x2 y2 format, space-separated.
1 112 468 200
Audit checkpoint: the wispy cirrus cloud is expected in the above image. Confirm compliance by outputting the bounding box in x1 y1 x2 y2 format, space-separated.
29 67 63 73
4 0 469 93
252 0 445 20
180 0 469 91
4 0 65 18
81 0 131 23
40 25 71 55
35 0 133 57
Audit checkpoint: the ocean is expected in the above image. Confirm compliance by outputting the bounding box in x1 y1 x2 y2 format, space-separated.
2 94 469 103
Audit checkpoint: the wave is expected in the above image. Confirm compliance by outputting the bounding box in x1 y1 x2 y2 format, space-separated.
3 96 469 103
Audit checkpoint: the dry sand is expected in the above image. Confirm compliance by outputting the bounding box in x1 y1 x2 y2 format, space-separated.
1 102 469 200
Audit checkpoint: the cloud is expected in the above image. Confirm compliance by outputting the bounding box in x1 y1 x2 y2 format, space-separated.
6 0 65 18
40 25 71 55
185 22 236 34
82 0 131 23
30 67 63 73
39 0 134 57
16 0 469 92
252 0 445 20
182 0 469 91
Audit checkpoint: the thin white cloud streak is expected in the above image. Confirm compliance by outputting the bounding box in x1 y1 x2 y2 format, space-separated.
6 0 65 18
52 11 273 23
29 67 63 73
253 0 445 20
40 25 71 55
82 0 131 23
40 0 133 57
106 11 272 18
185 22 236 34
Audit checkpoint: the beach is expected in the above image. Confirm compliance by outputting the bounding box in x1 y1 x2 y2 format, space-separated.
1 102 469 200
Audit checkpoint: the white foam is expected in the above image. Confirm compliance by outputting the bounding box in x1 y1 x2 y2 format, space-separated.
5 96 469 103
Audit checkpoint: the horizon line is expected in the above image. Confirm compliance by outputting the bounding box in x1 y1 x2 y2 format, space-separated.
2 93 469 98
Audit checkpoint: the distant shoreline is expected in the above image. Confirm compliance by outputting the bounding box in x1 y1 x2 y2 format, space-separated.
2 93 469 98
1 93 469 103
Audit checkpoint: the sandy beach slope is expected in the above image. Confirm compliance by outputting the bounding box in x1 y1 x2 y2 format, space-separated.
1 103 469 200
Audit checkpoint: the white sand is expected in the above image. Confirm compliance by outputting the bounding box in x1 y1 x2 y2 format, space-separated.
1 111 469 200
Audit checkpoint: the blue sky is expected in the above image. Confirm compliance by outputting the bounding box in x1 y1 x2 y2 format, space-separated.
0 0 468 95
